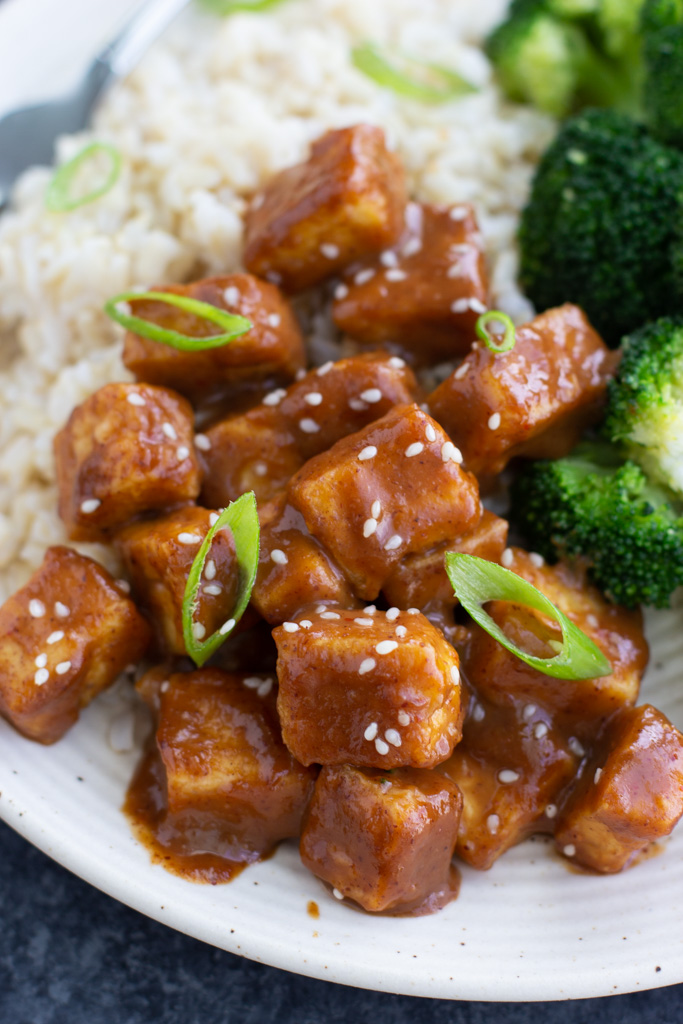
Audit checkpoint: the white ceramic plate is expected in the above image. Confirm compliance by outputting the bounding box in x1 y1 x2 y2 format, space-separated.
2 0 683 1002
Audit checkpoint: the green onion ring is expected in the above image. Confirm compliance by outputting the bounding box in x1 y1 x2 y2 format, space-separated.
445 552 612 680
45 142 122 213
351 43 476 104
476 310 517 353
182 493 260 667
103 290 252 351
198 0 287 13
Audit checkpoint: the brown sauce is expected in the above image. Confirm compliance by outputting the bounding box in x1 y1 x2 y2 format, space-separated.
307 900 320 919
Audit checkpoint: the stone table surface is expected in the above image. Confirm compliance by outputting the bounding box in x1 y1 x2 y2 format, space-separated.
1 820 682 1024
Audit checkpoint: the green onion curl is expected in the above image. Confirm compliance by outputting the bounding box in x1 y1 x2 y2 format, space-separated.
476 311 516 353
198 0 288 13
45 142 122 213
104 290 252 351
351 43 476 103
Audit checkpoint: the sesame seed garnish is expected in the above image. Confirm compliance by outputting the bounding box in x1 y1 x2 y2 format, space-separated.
267 313 281 328
376 640 398 655
486 814 500 834
54 602 70 618
587 614 599 629
375 738 390 755
271 549 288 565
384 535 403 551
178 532 202 545
498 769 520 784
203 584 223 596
176 446 190 461
449 205 468 221
385 269 407 282
162 422 177 440
388 356 406 369
450 665 460 685
501 548 514 568
363 518 378 538
386 607 400 621
441 441 463 464
360 388 382 404
263 388 286 406
364 722 378 741
398 711 410 726
257 679 273 697
354 268 375 286
223 285 240 306
316 604 327 613
371 500 381 519
380 250 398 268
529 552 545 568
425 424 437 443
192 622 206 640
385 729 402 747
295 369 306 380
209 512 220 526
359 658 376 675
332 888 344 900
47 631 64 645
283 622 299 633
358 446 378 461
364 605 376 614
29 600 46 618
395 625 407 638
219 618 236 635
320 243 340 259
34 668 49 686
300 620 312 629
407 607 420 615
348 398 367 411
35 653 47 668
116 579 131 595
160 680 170 693
471 702 485 722
451 298 470 313
304 392 323 406
469 298 487 314
299 418 320 434
522 703 536 720
320 611 341 620
244 677 261 689
355 617 374 626
488 412 501 430
545 804 557 819
534 722 548 739
334 283 349 301
405 442 424 458
127 392 146 407
447 263 464 279
205 559 216 580
56 661 71 676
80 498 101 514
569 737 585 757
454 362 469 380
402 237 422 258
563 844 576 858
317 361 334 376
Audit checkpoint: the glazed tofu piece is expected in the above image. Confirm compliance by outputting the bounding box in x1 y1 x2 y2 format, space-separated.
439 698 577 870
428 304 616 477
252 495 358 625
116 506 239 656
554 705 683 873
287 403 481 599
464 549 648 727
122 274 306 403
137 669 315 862
0 547 150 744
200 352 419 508
243 125 407 292
274 606 463 769
383 509 508 611
333 201 488 363
300 764 462 913
55 382 201 541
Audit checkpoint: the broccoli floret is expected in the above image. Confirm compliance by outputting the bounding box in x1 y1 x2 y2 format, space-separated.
510 442 683 607
605 317 683 498
519 109 683 346
596 0 646 57
641 0 683 146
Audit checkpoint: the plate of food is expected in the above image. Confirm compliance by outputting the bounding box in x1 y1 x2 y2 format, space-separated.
1 0 683 1003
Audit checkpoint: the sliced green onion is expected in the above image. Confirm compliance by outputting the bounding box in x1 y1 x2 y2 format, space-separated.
198 0 287 13
45 142 122 213
351 43 476 104
182 492 260 667
103 291 252 351
476 311 516 353
444 553 612 681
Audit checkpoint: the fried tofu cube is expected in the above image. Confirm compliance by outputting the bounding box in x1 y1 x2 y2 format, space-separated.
0 547 150 743
439 698 577 870
464 549 648 725
428 304 616 477
274 606 463 768
333 201 488 363
134 668 315 864
554 705 683 873
300 764 462 913
122 274 306 402
252 495 358 625
287 403 481 599
200 352 419 508
55 382 201 541
243 125 407 292
116 506 239 656
383 509 508 610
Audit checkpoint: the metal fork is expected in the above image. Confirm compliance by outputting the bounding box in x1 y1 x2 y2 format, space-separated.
0 0 190 213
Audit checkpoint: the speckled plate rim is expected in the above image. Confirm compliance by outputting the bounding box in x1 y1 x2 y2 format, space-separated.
2 0 683 1002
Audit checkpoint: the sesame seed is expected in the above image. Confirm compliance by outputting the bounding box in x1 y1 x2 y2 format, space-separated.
534 722 548 740
364 722 378 741
360 388 382 404
469 298 487 314
271 549 288 565
529 552 545 568
386 269 407 282
192 622 206 640
402 237 422 258
488 413 501 431
54 602 70 618
545 804 557 819
454 362 469 380
384 535 403 551
267 313 281 328
425 424 437 443
334 283 349 301
295 369 306 380
407 608 420 615
320 611 340 620
34 668 49 686
354 268 375 286
386 607 400 621
449 205 468 221
395 625 407 638
80 498 101 514
257 679 273 697
57 661 72 676
498 769 520 784
204 583 223 597
300 620 312 629
371 500 381 519
405 442 424 458
486 813 500 834
376 640 398 655
471 703 485 722
35 653 47 668
219 618 236 635
332 888 344 900
363 518 377 538
569 737 585 757
359 658 376 675
594 767 603 784
116 579 131 594
162 422 177 440
441 441 463 464
355 617 375 626
299 418 320 433
178 532 202 545
447 263 464 279
263 388 286 406
176 446 190 461
563 844 576 858
283 622 299 633
320 243 340 259
398 711 410 726
451 298 470 313
304 392 323 406
126 392 146 407
244 677 261 689
358 446 378 461
364 605 376 614
47 631 64 645
450 665 460 685
375 738 390 755
522 703 536 720
587 614 599 629
388 356 406 369
223 285 241 306
348 398 367 411
160 680 170 693
316 604 327 613
501 548 514 568
317 361 334 376
385 728 402 747
209 512 220 526
205 559 216 580
29 600 46 618
380 250 399 268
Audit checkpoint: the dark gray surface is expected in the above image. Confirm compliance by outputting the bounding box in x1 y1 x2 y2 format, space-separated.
1 819 682 1024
